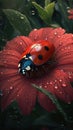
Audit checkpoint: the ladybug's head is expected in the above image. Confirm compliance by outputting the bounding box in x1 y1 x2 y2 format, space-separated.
18 57 35 75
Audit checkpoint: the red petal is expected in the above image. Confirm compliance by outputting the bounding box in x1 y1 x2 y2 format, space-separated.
29 28 65 47
0 50 20 68
1 74 37 115
55 33 73 57
54 33 73 81
68 15 73 20
37 69 73 104
68 9 73 15
5 36 32 54
29 28 53 41
38 93 56 112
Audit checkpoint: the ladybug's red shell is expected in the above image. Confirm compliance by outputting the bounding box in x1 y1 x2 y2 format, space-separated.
21 40 55 66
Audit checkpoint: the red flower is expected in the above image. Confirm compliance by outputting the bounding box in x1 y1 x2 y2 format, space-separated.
0 27 73 115
68 9 73 19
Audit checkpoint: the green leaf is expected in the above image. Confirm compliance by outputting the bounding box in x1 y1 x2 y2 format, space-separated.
45 0 51 7
45 2 55 17
32 84 68 122
33 114 61 127
3 9 32 35
32 2 52 25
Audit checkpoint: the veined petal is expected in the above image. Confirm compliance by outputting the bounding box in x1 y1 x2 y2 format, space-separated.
29 27 65 47
5 36 32 54
1 74 37 115
37 69 73 103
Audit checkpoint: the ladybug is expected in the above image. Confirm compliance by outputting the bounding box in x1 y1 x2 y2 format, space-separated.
18 40 55 75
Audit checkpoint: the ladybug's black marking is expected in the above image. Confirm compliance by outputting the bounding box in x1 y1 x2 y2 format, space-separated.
38 55 43 60
26 53 31 58
44 46 49 51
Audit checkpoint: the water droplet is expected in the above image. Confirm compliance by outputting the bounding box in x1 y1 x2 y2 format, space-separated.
47 82 49 85
10 86 13 90
54 79 57 82
72 35 73 39
68 75 72 79
62 83 66 87
49 81 53 85
31 10 35 15
20 16 24 19
39 85 42 88
58 35 60 38
20 42 23 45
59 79 62 82
55 85 58 89
34 28 37 31
44 85 47 88
54 32 57 35
45 37 48 40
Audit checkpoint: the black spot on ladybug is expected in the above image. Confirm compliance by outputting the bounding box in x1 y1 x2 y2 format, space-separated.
44 46 49 51
38 55 43 60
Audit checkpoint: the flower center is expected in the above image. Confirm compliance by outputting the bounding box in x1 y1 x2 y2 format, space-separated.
18 40 56 78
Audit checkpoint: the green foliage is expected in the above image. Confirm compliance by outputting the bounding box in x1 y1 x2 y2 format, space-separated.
3 9 32 35
32 1 55 25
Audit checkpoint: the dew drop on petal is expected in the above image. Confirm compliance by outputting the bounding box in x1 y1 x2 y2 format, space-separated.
39 85 42 88
45 37 48 40
58 35 60 38
49 81 53 85
19 42 23 45
54 79 57 82
55 85 58 89
47 82 49 85
68 75 72 79
72 34 73 39
44 85 47 88
33 29 37 31
62 83 67 87
54 32 57 35
59 79 62 82
10 86 13 90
